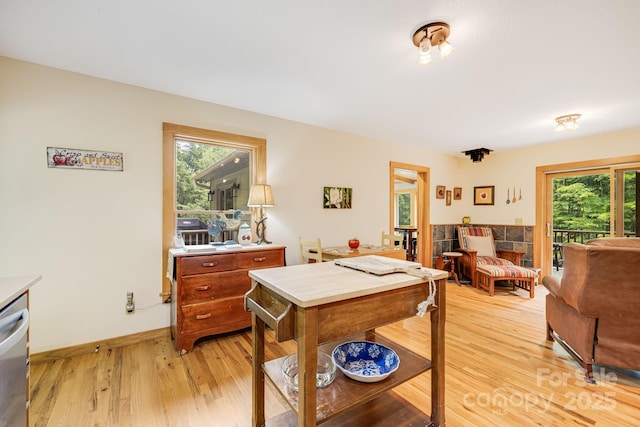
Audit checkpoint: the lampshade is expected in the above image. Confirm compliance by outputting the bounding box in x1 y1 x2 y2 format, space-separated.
247 184 275 207
438 40 454 58
418 38 432 65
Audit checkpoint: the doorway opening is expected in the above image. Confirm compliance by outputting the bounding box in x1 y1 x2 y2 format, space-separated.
389 162 430 266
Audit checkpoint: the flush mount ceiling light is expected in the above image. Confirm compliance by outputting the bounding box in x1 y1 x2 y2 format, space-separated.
412 22 454 65
555 114 581 132
463 148 493 162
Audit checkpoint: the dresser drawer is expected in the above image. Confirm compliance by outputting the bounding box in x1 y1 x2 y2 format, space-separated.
180 270 250 304
180 253 236 276
180 298 249 334
237 249 285 269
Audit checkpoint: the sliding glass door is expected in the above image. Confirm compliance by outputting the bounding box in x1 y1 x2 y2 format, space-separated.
536 156 640 277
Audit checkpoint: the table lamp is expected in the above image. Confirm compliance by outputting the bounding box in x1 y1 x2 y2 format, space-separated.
247 184 275 244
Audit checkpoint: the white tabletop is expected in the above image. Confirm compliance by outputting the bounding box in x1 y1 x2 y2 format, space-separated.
248 256 447 308
0 274 42 308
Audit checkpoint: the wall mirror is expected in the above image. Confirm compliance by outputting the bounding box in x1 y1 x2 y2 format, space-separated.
162 123 266 300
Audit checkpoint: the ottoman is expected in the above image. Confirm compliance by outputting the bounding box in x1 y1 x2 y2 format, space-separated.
475 264 536 298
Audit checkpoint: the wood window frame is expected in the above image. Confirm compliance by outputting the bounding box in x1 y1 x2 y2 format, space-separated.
161 123 266 301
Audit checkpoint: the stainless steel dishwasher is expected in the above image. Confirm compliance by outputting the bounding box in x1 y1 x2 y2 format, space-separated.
0 293 29 427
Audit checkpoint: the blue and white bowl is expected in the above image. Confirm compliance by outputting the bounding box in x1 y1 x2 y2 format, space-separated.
332 341 400 383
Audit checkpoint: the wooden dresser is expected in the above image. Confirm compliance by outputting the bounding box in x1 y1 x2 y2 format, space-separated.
169 245 285 354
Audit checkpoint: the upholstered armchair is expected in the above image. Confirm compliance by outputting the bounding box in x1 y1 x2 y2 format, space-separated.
456 226 524 287
542 237 640 382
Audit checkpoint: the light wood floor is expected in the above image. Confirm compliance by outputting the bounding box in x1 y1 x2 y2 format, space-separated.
30 282 640 426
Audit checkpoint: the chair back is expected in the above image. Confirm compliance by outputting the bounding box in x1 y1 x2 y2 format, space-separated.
457 226 497 256
299 237 323 263
381 231 403 249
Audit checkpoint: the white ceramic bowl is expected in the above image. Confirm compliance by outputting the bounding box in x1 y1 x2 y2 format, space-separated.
281 352 336 391
332 341 400 383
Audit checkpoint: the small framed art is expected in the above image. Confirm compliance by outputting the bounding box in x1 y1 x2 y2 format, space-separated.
436 185 445 199
473 185 495 205
446 190 452 206
453 187 462 200
324 186 352 209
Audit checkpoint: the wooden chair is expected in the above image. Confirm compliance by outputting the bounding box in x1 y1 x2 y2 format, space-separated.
456 226 525 288
298 237 323 263
381 231 403 249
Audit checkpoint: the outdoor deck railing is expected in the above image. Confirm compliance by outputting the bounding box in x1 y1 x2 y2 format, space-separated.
553 229 636 244
180 229 211 245
179 229 241 245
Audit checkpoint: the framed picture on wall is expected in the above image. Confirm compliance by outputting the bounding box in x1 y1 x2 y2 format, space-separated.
436 185 445 199
446 190 452 206
473 185 495 205
323 186 352 208
453 187 462 200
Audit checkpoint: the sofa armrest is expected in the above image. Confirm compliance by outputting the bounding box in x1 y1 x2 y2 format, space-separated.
542 275 561 297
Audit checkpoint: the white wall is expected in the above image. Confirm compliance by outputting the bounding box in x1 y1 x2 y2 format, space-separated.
447 132 639 225
0 57 456 352
2 56 638 352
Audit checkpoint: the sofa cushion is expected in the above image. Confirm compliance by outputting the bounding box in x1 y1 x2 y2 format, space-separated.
476 264 535 278
465 235 496 257
476 256 513 266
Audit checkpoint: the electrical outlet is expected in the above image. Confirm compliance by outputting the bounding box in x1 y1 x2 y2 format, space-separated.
126 291 135 313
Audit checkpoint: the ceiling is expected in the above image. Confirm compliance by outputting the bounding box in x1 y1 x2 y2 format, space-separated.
2 1 640 158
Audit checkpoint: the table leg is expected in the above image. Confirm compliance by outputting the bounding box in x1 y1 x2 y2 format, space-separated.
450 258 461 286
251 311 266 427
296 306 319 426
431 278 446 426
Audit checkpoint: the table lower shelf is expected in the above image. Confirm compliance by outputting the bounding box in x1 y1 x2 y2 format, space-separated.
266 390 433 427
262 332 433 425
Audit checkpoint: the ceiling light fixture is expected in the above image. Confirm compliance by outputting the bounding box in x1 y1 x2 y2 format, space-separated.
555 114 581 132
412 22 454 65
463 148 493 163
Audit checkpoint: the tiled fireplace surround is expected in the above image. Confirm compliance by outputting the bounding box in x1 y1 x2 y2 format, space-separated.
431 224 534 273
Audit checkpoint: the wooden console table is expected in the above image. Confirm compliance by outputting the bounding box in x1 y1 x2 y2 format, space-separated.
245 258 447 426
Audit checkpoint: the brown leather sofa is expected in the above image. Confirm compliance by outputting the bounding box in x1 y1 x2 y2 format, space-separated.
542 237 640 382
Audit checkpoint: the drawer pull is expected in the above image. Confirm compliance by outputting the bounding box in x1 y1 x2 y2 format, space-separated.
196 285 210 291
195 313 212 320
201 262 218 267
253 257 267 262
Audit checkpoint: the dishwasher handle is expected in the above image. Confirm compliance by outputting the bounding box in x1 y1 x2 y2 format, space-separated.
0 308 29 358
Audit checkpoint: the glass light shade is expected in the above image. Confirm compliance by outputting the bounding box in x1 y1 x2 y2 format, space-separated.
555 123 565 132
247 184 275 207
438 40 454 58
565 120 578 130
418 39 432 65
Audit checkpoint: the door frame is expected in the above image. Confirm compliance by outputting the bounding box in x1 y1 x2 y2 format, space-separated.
535 154 640 277
389 161 431 266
